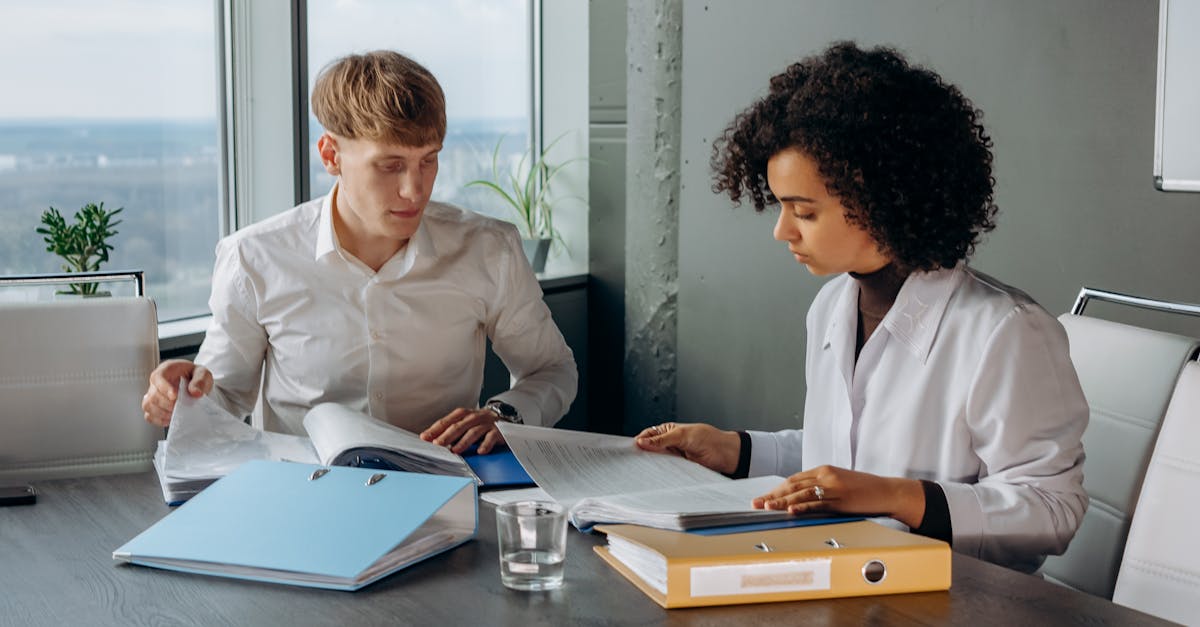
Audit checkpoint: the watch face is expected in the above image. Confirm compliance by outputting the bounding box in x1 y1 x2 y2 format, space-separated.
488 401 521 423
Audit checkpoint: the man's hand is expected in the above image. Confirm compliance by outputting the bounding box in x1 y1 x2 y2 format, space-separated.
634 422 742 475
752 465 926 528
142 359 214 427
420 408 505 455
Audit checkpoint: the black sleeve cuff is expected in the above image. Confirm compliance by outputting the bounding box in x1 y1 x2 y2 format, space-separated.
913 479 953 545
724 431 752 479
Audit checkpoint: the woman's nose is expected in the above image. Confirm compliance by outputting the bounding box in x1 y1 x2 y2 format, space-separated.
773 209 795 241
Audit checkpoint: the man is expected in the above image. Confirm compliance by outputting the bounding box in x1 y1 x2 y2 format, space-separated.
141 50 576 454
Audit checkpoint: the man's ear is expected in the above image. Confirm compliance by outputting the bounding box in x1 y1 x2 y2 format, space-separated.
317 133 341 176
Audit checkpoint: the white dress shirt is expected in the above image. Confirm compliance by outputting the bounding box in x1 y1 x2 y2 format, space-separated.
746 265 1088 572
195 186 577 436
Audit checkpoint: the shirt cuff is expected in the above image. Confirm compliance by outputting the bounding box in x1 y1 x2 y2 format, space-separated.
485 392 540 427
913 480 953 545
723 431 752 479
745 430 781 478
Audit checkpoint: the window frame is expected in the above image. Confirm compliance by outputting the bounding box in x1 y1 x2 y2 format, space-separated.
165 0 586 347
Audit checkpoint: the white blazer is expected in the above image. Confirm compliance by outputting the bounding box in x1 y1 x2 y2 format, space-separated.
746 265 1089 573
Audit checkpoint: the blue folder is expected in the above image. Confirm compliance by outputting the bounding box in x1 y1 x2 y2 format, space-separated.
463 447 534 487
687 515 865 535
114 460 478 591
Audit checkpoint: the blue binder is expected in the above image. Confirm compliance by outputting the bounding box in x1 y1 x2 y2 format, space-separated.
114 460 477 591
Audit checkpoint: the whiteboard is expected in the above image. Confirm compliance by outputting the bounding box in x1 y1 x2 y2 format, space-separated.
1155 0 1200 192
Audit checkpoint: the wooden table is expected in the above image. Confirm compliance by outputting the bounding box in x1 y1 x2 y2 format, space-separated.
0 472 1170 626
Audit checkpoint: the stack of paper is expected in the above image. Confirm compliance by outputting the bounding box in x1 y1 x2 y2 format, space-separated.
497 423 843 531
152 441 211 504
155 388 317 504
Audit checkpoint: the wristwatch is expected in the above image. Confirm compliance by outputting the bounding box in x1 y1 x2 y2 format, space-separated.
484 400 523 424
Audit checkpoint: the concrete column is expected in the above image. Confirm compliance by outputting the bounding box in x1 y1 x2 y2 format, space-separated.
624 0 681 433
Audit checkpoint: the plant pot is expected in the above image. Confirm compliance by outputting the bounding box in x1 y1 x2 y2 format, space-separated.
521 238 551 273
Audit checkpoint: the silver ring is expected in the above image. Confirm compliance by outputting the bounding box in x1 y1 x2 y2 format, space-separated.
813 485 825 501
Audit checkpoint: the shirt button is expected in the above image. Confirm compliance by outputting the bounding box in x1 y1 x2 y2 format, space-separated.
371 331 382 341
375 392 383 400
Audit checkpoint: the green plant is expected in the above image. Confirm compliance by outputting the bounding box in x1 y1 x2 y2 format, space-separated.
36 202 123 295
466 134 586 247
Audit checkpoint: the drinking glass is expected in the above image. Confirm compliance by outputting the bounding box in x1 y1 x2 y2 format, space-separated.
495 500 567 591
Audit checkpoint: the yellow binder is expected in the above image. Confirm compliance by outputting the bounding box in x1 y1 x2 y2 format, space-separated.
594 520 950 608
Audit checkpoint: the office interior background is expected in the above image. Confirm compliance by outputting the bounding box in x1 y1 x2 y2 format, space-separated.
2 0 1198 438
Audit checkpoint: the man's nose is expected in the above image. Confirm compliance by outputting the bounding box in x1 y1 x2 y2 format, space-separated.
397 170 423 200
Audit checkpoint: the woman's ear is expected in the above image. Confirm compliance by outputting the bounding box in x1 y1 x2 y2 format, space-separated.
317 133 341 176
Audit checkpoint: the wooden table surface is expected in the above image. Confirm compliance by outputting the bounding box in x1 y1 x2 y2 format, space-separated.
0 472 1172 626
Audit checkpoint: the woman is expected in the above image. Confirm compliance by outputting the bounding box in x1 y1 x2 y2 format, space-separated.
636 42 1088 573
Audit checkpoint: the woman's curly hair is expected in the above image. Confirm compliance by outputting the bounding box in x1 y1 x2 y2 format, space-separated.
711 41 997 272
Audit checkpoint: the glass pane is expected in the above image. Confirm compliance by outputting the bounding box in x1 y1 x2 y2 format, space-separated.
306 0 532 224
0 1 220 321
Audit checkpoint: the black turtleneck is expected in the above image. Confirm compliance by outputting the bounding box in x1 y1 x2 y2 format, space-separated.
847 263 952 545
849 263 907 360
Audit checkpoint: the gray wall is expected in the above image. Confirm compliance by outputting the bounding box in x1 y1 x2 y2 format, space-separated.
587 0 628 433
663 1 1200 434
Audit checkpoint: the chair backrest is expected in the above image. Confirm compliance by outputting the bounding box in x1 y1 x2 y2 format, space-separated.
1041 312 1200 598
1112 360 1200 624
0 297 161 482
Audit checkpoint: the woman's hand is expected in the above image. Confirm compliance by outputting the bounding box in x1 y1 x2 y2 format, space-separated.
753 465 926 528
634 422 742 475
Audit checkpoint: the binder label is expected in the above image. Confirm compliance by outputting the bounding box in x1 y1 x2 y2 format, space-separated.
690 559 832 597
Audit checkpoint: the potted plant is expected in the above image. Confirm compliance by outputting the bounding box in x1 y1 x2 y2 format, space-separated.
35 201 123 296
466 134 586 273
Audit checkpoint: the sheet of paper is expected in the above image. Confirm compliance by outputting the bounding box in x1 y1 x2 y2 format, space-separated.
163 380 318 478
479 487 552 506
496 423 729 509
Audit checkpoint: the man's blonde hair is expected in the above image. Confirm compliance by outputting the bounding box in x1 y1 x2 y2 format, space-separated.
311 50 446 146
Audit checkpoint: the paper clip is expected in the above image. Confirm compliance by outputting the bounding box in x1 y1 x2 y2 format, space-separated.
308 468 330 481
366 473 386 486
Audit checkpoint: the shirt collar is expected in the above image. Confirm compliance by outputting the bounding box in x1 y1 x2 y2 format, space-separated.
314 183 340 262
313 182 440 274
879 264 964 363
820 264 964 365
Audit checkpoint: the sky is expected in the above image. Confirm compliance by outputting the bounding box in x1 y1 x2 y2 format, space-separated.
0 0 529 121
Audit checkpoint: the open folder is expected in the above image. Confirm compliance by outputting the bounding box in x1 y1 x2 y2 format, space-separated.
154 384 530 504
114 460 477 591
594 521 950 608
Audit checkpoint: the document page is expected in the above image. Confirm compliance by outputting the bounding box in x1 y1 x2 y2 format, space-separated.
163 381 318 479
496 423 729 509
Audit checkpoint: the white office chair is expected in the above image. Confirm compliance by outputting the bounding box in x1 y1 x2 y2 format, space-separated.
1111 360 1200 624
0 272 161 482
1041 288 1200 599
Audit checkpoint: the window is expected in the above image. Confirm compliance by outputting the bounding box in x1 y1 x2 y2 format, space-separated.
0 1 221 321
305 0 533 221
